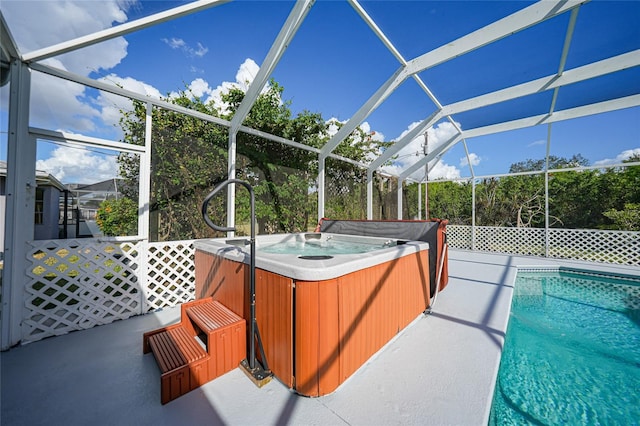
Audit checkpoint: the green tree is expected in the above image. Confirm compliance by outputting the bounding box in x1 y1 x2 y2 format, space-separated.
603 203 640 230
96 198 138 236
509 154 588 173
425 181 472 224
117 79 390 240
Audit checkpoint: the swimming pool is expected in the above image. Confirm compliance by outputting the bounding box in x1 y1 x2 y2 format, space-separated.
490 269 640 424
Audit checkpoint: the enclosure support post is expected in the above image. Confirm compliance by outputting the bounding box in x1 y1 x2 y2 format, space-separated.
138 101 152 241
471 178 476 251
227 132 237 237
366 169 373 220
397 178 404 219
544 123 552 258
136 101 153 311
418 182 422 220
1 61 34 350
318 154 325 222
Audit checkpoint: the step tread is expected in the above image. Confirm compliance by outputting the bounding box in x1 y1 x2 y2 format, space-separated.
186 300 244 333
148 326 207 374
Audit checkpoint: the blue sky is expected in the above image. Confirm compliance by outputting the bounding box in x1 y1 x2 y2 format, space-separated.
1 0 639 184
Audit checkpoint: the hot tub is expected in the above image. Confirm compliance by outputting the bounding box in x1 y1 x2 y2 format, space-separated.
193 232 430 396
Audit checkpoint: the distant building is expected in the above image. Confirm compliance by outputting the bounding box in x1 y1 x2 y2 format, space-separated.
0 161 66 254
67 178 125 221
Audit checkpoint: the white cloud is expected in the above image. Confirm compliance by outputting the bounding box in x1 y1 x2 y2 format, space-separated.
28 59 101 132
2 0 131 75
163 38 186 50
324 118 385 162
382 160 461 181
235 59 260 90
28 56 270 183
36 145 118 184
381 120 461 180
528 139 546 147
326 118 345 137
322 119 462 180
429 161 461 180
1 1 133 134
187 78 212 99
94 74 164 133
170 58 262 109
593 148 640 166
460 152 480 167
200 58 268 114
162 38 209 58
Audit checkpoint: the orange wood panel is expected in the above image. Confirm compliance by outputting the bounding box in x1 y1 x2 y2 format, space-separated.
195 250 249 319
295 277 340 397
338 251 429 386
255 269 294 388
316 278 340 396
294 280 320 396
194 247 429 397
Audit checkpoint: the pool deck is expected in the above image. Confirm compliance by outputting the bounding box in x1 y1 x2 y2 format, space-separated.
2 250 638 426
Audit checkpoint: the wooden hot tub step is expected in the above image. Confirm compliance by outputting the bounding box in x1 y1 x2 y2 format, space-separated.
147 325 210 404
185 300 247 378
186 299 243 333
143 299 247 404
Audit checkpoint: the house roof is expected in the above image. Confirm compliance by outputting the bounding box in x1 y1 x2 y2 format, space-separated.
0 160 66 191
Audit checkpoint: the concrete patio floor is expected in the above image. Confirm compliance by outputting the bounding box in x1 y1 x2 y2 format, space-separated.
2 250 637 426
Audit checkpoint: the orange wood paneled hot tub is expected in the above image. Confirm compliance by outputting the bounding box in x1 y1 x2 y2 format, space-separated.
194 233 430 397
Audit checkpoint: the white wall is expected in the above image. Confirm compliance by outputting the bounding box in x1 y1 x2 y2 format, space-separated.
34 187 61 240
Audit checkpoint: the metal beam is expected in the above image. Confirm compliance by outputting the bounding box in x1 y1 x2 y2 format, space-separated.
227 131 237 235
406 0 586 76
29 128 146 154
30 62 233 128
548 7 580 114
397 177 404 219
0 11 20 59
1 61 34 350
462 94 640 139
319 66 409 156
229 0 314 135
366 169 373 219
441 49 640 117
349 0 453 111
138 102 153 241
136 102 153 303
22 0 231 63
318 155 326 221
30 61 370 169
462 139 475 178
349 0 468 175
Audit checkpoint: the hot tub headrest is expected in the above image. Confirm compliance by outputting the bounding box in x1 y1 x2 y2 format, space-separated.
317 219 448 295
317 219 444 241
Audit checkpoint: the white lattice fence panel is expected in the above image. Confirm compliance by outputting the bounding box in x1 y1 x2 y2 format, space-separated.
548 229 640 265
446 225 472 249
145 240 196 311
474 226 545 256
24 238 143 344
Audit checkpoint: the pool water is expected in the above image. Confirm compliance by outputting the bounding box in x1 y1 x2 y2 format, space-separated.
258 239 393 256
490 270 640 425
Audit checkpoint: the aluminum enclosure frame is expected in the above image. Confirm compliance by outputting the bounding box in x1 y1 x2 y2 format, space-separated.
1 0 639 349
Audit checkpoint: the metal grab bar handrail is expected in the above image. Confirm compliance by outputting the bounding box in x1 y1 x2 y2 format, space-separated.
201 179 270 379
201 179 254 235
